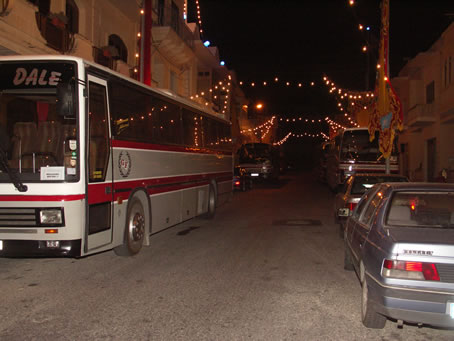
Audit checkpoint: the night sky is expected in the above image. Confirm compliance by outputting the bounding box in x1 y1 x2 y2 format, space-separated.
188 1 454 165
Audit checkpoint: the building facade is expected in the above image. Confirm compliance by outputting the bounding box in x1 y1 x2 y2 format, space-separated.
0 0 245 126
392 22 454 182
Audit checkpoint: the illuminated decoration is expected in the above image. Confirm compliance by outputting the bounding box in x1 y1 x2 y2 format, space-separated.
239 77 317 89
322 75 370 128
195 0 203 35
204 40 211 47
368 0 403 159
279 117 323 123
273 131 329 146
240 116 275 135
325 117 346 130
274 132 292 146
190 76 232 115
220 61 225 66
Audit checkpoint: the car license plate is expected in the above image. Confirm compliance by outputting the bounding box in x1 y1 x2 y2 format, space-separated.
338 208 350 217
449 302 454 318
251 173 259 177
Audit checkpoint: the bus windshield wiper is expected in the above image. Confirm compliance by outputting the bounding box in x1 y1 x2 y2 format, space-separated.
0 148 28 192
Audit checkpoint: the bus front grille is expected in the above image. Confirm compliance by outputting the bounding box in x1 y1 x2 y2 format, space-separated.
0 208 38 227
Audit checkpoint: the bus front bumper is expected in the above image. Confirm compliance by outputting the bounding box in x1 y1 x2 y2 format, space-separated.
0 239 81 257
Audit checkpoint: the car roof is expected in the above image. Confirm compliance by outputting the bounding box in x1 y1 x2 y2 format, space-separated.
380 182 454 191
351 173 407 178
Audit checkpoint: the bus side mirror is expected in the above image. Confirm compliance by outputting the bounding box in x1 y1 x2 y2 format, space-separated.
56 81 75 116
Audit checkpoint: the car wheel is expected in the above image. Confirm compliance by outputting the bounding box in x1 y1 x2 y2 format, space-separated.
361 278 386 329
343 239 354 271
241 179 246 192
339 223 344 239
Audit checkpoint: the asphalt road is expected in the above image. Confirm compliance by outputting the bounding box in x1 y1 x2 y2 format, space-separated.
0 171 453 340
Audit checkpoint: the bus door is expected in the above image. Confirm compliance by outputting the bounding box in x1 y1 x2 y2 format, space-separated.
86 75 114 252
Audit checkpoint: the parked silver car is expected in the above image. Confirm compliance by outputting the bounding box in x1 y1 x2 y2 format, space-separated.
343 182 454 329
334 173 408 237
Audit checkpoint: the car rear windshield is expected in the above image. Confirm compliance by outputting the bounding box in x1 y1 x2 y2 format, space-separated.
386 191 454 228
351 176 407 195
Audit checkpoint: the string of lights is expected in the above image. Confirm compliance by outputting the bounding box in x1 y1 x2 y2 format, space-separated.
239 77 316 89
279 117 324 123
273 131 329 146
240 116 275 134
189 75 232 114
195 0 203 35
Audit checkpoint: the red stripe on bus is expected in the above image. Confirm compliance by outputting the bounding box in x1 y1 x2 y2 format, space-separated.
88 172 232 205
113 172 232 190
0 194 85 202
111 139 232 156
87 183 112 205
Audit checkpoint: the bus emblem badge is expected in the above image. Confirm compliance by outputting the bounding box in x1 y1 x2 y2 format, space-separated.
118 151 131 178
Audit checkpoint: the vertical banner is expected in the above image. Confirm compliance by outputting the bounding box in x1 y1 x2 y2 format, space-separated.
368 0 403 159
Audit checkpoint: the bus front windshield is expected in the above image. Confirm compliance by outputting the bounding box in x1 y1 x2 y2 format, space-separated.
340 130 397 162
0 61 78 183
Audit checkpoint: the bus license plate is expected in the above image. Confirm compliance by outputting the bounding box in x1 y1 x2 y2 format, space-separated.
251 173 259 177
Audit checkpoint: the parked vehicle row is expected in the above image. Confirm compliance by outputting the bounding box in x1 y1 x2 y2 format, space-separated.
336 177 454 329
334 173 409 237
233 166 253 192
237 143 280 182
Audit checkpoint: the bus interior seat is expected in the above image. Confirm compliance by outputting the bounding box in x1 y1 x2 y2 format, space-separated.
12 122 38 169
37 121 62 165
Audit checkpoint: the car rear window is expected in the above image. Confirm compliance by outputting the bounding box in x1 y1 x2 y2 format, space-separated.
386 191 454 228
351 176 407 195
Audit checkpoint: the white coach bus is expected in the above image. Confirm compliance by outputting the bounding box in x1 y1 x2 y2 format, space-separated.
0 55 233 257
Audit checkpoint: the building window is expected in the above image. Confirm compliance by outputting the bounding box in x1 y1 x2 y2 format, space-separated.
28 0 50 14
449 56 452 85
426 81 435 104
66 0 79 34
108 34 128 63
171 1 179 34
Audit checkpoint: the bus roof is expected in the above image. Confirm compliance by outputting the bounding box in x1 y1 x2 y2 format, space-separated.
0 54 229 123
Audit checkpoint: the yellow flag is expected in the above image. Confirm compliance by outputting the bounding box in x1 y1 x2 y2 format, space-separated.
368 0 403 159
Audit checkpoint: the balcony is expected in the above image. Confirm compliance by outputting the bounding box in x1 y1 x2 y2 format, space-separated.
35 12 74 53
406 102 436 127
152 6 195 67
440 107 454 124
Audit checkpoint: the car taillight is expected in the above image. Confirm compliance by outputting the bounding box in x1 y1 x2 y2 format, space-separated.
234 181 241 186
348 202 357 211
382 259 440 281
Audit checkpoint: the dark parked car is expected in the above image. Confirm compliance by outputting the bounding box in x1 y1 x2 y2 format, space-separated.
233 166 252 191
237 143 279 181
334 173 408 237
343 182 454 329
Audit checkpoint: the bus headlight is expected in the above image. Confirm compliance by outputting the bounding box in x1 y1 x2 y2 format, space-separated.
40 209 63 224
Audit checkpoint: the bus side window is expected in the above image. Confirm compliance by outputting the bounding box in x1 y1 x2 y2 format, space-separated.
88 82 109 182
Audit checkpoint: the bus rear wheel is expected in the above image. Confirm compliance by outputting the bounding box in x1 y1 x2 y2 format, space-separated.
203 184 217 219
114 197 145 256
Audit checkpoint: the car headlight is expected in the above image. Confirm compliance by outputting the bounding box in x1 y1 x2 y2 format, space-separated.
40 209 63 224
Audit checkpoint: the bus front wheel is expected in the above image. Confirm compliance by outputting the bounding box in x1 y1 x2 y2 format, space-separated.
114 197 145 256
